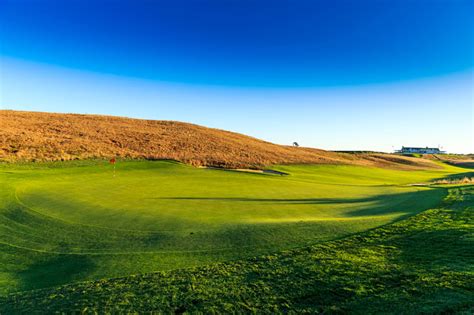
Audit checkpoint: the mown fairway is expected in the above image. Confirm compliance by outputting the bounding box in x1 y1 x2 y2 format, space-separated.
0 160 468 295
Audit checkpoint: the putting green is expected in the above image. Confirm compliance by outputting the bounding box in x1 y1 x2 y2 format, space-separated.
0 160 467 294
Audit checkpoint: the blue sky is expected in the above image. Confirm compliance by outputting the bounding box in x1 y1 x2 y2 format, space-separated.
1 0 473 153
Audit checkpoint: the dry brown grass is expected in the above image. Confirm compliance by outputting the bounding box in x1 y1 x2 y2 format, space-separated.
0 110 438 169
432 177 474 185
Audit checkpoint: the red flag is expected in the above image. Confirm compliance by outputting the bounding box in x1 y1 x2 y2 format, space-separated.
109 158 116 164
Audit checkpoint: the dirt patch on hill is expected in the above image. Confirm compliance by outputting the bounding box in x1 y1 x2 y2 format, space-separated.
0 110 439 170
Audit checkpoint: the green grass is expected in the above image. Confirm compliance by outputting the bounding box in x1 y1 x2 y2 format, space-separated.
1 185 472 313
0 160 469 297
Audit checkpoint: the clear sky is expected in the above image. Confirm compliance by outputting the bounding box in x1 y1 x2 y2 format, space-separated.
1 0 473 153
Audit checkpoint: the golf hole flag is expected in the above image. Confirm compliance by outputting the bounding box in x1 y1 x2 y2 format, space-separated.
110 158 116 177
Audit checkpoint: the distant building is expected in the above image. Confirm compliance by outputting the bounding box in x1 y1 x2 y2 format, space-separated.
396 146 446 155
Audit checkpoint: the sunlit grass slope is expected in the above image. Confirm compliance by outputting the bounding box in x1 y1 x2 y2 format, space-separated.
2 186 472 313
0 160 468 294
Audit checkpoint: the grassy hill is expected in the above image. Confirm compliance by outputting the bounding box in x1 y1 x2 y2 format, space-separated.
0 160 468 297
1 110 437 169
1 184 472 314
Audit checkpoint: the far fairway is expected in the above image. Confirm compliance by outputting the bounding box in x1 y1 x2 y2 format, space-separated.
0 160 468 294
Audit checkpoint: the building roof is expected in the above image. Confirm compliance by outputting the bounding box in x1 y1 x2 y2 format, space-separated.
401 147 440 150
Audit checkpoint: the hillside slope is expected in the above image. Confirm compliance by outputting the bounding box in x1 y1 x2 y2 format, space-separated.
1 110 436 169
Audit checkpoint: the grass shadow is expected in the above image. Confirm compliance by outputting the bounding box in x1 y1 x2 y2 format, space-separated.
158 188 447 218
435 171 474 180
16 254 96 292
445 161 474 169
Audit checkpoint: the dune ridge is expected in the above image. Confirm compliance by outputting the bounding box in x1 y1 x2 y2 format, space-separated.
1 110 437 169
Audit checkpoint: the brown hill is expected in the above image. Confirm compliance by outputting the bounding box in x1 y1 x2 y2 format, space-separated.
0 110 438 169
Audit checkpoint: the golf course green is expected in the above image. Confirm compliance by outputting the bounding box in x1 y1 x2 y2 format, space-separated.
0 159 468 296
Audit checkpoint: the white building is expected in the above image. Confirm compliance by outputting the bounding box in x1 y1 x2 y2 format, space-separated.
396 146 445 155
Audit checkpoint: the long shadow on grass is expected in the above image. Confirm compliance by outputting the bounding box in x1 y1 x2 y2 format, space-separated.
445 162 474 170
433 171 474 181
15 253 96 292
229 190 474 313
158 188 447 217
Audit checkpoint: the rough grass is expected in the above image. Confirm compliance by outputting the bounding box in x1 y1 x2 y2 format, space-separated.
0 110 438 169
1 185 472 314
433 177 474 185
0 160 466 296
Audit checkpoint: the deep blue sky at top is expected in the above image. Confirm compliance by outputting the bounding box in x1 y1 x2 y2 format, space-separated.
1 0 472 87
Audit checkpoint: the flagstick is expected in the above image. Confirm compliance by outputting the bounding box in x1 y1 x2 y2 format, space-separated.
113 164 116 177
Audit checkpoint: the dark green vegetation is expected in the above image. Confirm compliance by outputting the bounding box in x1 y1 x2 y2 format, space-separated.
1 185 472 313
0 160 472 313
